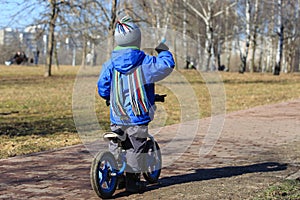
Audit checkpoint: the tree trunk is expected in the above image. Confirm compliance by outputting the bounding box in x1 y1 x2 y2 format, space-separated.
265 2 274 72
72 48 76 66
197 33 202 70
183 0 188 67
250 27 257 73
81 37 87 68
225 6 231 71
205 4 213 71
53 39 59 70
286 38 292 73
259 33 264 72
250 0 259 73
106 0 117 59
274 0 283 76
286 0 299 73
217 41 221 69
274 26 284 75
240 0 251 73
45 0 58 77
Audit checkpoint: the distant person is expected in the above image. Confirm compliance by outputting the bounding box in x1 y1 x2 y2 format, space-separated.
14 51 22 64
92 52 97 66
188 61 196 69
185 56 190 69
218 65 225 71
34 49 40 65
5 51 21 65
18 52 28 64
86 52 93 66
186 56 196 69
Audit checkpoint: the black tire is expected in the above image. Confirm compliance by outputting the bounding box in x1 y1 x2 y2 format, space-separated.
143 140 162 183
90 151 118 199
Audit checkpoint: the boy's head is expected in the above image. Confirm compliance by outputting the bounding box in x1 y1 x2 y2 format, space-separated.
114 16 141 48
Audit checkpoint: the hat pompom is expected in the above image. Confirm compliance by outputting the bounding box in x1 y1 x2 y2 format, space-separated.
116 16 134 34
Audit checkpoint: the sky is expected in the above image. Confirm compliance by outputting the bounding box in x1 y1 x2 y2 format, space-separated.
0 1 45 29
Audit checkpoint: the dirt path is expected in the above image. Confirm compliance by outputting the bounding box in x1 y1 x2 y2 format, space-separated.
1 99 299 200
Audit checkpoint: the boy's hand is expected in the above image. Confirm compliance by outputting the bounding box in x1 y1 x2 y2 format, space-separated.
106 99 110 106
155 43 169 54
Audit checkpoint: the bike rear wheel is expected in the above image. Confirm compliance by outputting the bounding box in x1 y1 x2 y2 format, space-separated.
90 151 118 199
143 140 162 183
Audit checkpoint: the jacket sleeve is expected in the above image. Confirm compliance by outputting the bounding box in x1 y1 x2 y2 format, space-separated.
142 50 175 83
97 62 112 100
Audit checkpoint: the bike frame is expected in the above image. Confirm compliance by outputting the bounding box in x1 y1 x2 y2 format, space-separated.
110 133 159 176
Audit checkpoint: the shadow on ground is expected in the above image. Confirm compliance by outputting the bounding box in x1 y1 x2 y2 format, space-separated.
0 117 110 136
113 162 287 198
0 117 76 136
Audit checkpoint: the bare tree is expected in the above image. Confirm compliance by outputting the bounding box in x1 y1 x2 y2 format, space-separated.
257 1 270 73
249 0 259 73
282 0 300 73
274 0 284 75
3 0 300 75
237 0 251 73
184 0 236 71
263 0 277 73
224 5 233 71
45 0 59 77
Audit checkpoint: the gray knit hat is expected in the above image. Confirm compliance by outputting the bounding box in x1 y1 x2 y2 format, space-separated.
114 16 141 48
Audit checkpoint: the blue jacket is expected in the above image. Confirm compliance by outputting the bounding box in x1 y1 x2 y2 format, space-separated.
97 46 175 125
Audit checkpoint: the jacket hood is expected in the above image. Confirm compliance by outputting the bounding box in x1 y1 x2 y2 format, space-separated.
111 47 146 74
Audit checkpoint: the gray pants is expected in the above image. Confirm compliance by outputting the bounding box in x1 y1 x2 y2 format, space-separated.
110 124 148 173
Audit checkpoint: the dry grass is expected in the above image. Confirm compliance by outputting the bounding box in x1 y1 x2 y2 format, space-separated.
1 65 300 158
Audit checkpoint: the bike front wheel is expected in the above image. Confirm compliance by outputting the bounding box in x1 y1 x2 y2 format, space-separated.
90 151 118 199
143 140 162 183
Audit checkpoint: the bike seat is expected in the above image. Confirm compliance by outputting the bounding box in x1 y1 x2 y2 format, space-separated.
103 132 126 142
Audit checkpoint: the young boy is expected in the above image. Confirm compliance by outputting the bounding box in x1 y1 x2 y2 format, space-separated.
97 16 175 192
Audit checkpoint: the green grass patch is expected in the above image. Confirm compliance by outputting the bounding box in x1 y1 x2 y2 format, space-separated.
255 179 300 200
1 65 300 159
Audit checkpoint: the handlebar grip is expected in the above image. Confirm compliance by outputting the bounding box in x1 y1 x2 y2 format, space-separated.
155 94 167 102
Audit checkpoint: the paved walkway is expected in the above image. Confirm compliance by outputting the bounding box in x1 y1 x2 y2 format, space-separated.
0 99 299 199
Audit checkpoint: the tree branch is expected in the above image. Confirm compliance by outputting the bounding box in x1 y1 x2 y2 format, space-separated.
184 0 208 24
